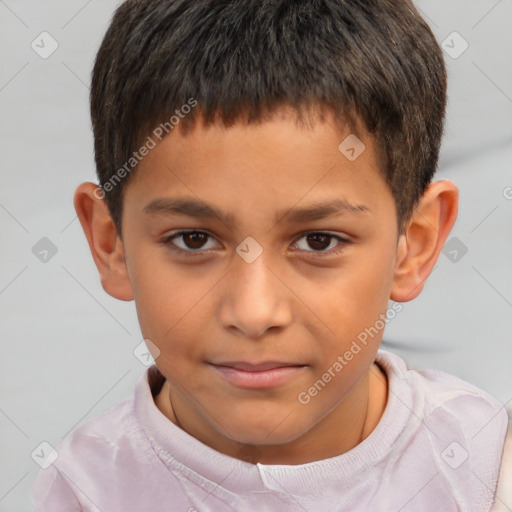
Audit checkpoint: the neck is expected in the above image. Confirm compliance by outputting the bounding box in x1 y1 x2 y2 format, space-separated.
155 362 388 465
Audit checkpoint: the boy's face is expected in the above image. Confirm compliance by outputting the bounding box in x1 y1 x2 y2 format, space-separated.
118 107 402 448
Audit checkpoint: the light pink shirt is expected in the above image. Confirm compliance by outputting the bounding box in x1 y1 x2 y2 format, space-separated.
32 350 508 511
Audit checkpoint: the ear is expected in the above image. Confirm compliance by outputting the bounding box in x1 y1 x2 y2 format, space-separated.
73 182 134 301
390 180 459 302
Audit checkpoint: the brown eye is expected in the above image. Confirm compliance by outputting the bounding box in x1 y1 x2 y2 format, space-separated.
164 230 220 253
293 231 350 255
182 232 208 249
306 233 332 251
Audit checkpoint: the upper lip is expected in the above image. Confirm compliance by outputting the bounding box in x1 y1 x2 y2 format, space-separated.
210 361 306 371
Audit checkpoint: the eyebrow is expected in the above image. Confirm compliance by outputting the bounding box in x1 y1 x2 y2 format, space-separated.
143 196 370 228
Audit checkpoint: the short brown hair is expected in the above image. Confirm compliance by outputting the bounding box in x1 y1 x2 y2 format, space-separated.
90 0 447 237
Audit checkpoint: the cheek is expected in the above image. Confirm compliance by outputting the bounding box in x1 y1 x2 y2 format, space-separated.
312 250 395 358
130 262 217 369
351 233 396 302
353 258 394 313
128 254 185 345
327 252 393 316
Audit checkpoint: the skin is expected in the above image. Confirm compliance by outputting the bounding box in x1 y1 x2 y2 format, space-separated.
74 107 458 465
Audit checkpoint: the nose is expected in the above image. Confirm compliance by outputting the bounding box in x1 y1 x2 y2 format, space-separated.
218 252 293 339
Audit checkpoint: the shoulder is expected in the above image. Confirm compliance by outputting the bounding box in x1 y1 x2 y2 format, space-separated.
32 368 196 511
48 371 158 475
55 394 148 466
375 349 508 509
376 348 508 432
32 371 164 509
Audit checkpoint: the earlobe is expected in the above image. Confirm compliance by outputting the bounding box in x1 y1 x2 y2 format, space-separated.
73 182 134 301
390 180 458 302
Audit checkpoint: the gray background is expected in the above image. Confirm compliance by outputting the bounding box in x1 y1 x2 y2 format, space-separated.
1 1 511 510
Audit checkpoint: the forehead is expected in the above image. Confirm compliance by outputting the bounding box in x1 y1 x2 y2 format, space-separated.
124 108 393 228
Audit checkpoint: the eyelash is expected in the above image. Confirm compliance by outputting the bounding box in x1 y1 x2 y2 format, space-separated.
162 230 352 258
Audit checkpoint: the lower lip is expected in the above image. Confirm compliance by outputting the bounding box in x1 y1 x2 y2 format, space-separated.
211 364 307 388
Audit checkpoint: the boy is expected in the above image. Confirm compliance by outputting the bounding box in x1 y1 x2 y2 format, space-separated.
33 0 510 510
